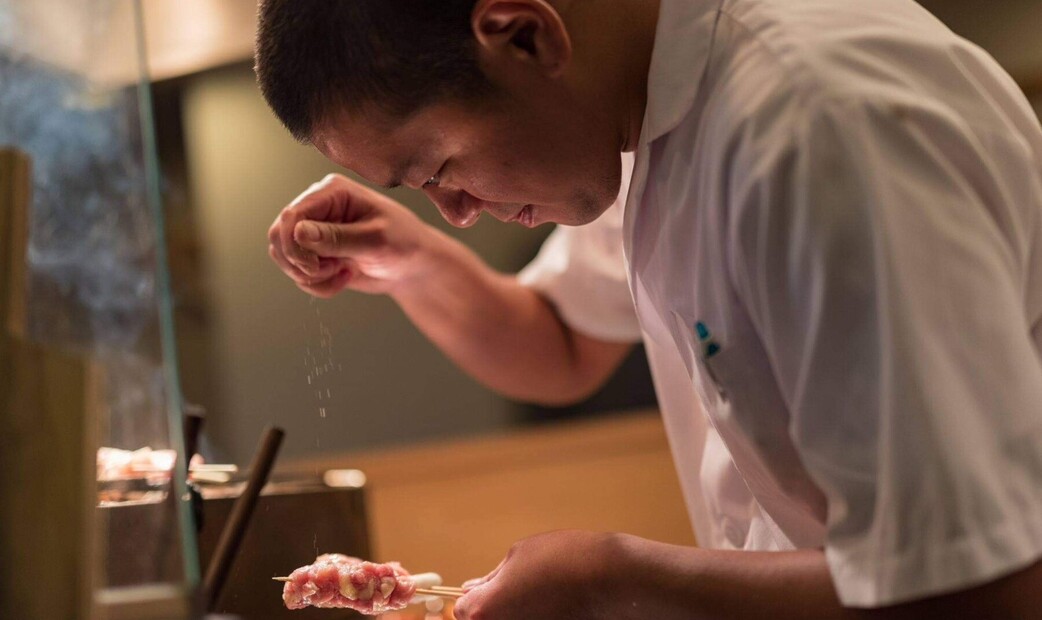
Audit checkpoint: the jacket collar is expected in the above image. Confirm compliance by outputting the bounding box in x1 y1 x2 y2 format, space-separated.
642 0 725 145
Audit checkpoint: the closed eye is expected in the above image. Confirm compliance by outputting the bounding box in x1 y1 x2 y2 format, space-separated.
422 160 448 189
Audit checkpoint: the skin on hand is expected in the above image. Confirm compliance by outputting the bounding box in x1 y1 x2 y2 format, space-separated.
454 530 624 620
267 173 447 298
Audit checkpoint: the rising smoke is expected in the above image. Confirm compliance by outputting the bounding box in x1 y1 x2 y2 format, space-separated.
1 3 173 448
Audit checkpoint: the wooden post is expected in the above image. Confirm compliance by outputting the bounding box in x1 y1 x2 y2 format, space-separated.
0 148 28 338
0 149 96 620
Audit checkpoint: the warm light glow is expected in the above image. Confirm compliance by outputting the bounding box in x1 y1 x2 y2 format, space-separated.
143 0 257 81
323 469 368 489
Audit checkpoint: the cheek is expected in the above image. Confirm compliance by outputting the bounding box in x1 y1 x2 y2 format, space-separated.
457 125 603 204
460 153 550 202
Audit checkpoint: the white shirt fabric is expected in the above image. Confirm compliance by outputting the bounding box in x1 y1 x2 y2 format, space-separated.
520 0 1042 608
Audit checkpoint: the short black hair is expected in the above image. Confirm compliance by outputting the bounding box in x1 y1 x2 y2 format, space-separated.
255 0 494 143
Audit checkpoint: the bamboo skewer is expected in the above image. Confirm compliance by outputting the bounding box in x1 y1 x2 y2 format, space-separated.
426 586 466 594
415 588 464 599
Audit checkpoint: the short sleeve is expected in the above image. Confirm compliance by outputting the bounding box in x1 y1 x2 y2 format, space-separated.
518 153 641 342
729 96 1042 607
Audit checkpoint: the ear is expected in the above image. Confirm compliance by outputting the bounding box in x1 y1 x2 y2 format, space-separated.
471 0 572 78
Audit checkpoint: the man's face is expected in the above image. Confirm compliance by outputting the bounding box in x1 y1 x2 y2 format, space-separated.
312 92 623 228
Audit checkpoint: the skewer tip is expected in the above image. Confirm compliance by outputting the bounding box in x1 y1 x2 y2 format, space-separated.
272 576 291 582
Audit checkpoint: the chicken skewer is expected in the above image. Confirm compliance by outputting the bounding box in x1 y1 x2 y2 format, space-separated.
276 554 453 614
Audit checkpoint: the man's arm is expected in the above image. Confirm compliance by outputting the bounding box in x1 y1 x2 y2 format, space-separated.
453 531 1042 620
612 536 1042 620
269 173 632 405
388 234 633 405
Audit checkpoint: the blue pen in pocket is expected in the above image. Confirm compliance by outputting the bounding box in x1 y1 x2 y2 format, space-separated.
695 321 727 399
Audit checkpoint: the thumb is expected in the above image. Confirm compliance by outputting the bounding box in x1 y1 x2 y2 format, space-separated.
294 220 364 257
461 557 508 591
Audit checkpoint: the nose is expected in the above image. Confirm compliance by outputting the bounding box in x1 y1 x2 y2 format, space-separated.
423 186 481 228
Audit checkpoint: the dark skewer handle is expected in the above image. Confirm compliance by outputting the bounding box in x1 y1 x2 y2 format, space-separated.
183 411 206 532
183 411 204 463
201 426 285 612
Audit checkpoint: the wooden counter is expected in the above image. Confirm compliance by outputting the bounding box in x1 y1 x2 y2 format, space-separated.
283 409 696 587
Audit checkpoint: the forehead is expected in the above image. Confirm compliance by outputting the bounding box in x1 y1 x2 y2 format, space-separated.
311 110 408 182
312 103 472 185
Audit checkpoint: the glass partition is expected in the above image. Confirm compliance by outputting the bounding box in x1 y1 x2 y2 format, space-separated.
0 0 198 613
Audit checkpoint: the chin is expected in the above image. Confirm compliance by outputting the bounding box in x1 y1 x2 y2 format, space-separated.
523 179 619 227
563 192 616 226
571 166 625 224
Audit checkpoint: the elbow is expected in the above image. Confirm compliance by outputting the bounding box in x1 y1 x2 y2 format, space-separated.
509 371 610 408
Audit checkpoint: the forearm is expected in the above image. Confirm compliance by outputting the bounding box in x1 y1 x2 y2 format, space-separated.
605 538 847 620
605 536 1042 620
389 231 628 404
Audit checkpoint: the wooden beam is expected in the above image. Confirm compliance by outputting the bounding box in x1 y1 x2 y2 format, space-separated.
0 149 29 339
0 149 97 620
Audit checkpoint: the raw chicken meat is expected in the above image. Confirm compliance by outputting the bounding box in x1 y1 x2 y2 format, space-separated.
96 447 178 481
282 554 417 614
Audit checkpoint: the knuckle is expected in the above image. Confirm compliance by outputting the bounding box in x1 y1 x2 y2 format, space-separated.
358 224 387 248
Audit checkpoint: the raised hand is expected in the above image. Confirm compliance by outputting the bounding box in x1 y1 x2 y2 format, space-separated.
267 173 445 298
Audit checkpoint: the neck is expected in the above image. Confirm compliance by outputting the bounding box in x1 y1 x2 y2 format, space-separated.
621 0 662 152
561 0 661 153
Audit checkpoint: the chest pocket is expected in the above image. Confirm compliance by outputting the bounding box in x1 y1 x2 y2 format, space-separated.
670 307 828 539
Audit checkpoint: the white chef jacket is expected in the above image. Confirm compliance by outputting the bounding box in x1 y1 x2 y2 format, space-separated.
520 0 1042 608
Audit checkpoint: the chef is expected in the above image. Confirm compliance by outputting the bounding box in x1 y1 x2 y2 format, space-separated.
255 0 1042 617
